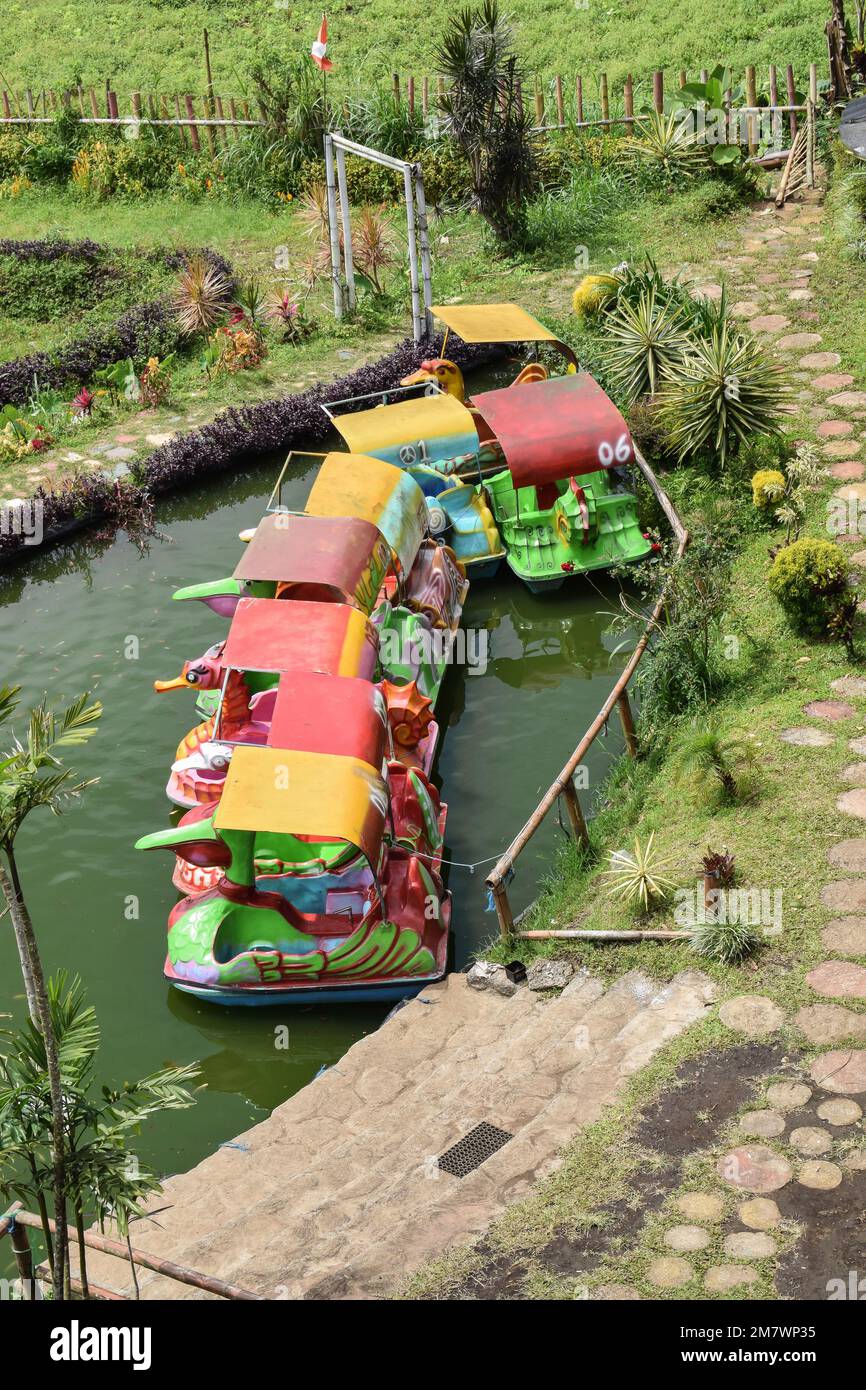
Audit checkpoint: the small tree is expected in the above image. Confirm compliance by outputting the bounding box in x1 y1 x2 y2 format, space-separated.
0 686 101 1299
437 2 538 246
0 973 198 1299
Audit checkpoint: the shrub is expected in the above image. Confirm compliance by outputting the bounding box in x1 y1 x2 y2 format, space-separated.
604 832 677 913
602 286 693 402
572 273 619 319
767 537 854 638
674 725 759 806
751 468 786 509
656 318 790 467
690 917 761 965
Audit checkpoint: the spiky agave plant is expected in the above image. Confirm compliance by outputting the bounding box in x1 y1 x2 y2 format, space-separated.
657 319 790 467
172 253 232 335
624 109 710 185
601 287 693 403
604 831 677 913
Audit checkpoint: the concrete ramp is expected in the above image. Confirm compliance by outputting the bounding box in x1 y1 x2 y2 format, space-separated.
83 969 716 1299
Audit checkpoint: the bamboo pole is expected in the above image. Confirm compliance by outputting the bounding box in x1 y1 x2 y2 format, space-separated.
26 89 34 118
653 69 664 113
335 143 355 311
562 780 590 848
175 92 187 145
769 64 781 148
324 134 344 319
14 1209 264 1301
88 85 99 119
745 65 758 154
184 93 201 152
600 72 609 122
534 75 544 125
407 74 415 114
403 162 423 342
519 929 690 941
392 71 401 105
414 162 434 338
422 75 429 117
678 69 687 89
624 74 634 131
576 74 584 123
786 63 798 138
555 74 564 126
617 690 638 758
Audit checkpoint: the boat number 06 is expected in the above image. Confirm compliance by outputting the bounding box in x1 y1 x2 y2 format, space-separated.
597 434 631 467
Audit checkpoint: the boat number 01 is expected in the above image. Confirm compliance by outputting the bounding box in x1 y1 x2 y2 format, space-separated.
597 434 631 467
399 438 430 465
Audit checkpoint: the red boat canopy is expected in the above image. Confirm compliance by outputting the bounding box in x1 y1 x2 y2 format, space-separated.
234 513 391 613
221 598 377 678
267 671 387 769
471 372 634 489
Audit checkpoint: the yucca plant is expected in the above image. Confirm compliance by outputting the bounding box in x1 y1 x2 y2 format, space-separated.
172 253 232 335
298 181 331 243
602 287 693 403
232 277 267 332
605 831 677 912
674 724 759 806
625 109 710 186
657 320 790 467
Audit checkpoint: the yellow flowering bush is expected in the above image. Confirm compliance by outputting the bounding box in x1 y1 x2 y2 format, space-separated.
751 468 786 509
572 273 619 319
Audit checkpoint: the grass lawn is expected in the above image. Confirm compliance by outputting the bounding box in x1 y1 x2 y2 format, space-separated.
0 0 827 96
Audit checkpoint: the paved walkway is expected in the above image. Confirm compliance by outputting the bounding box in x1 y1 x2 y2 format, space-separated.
80 969 715 1298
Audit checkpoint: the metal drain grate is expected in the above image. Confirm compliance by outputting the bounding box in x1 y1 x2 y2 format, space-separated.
437 1122 513 1178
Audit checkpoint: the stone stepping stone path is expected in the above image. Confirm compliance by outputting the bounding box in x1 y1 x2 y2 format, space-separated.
821 879 866 911
837 789 866 820
717 1144 793 1192
779 726 834 746
803 699 855 720
795 1002 866 1043
739 1197 781 1229
821 917 866 951
806 960 866 997
811 1050 866 1093
718 995 785 1037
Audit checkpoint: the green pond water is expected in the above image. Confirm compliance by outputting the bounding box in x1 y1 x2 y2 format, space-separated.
0 403 637 1199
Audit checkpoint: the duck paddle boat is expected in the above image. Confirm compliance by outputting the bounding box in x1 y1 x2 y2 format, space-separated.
323 303 651 592
143 451 462 1004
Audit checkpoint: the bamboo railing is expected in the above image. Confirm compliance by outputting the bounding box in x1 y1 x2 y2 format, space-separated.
485 446 689 940
1 1201 264 1301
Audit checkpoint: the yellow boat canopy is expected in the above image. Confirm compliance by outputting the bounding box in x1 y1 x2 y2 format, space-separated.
431 303 559 344
214 746 387 866
305 452 427 577
332 393 477 463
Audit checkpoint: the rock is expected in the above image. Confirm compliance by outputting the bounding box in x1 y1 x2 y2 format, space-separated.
779 727 834 747
803 699 855 720
646 1256 693 1289
811 1050 866 1093
526 959 574 992
788 287 813 301
717 1145 793 1192
739 1109 786 1138
593 1283 641 1300
806 960 866 998
799 352 841 369
850 737 866 755
817 420 855 439
829 461 866 480
833 676 866 699
732 300 762 317
676 1192 725 1223
837 790 866 821
797 1160 843 1189
830 391 866 408
719 996 785 1038
789 1125 833 1156
826 440 861 458
723 1231 777 1259
704 1264 758 1291
821 880 866 911
842 1148 866 1169
816 1098 862 1125
766 1081 812 1109
795 1003 866 1044
828 834 866 867
466 961 514 993
664 1224 712 1252
738 1197 781 1230
777 332 822 349
748 314 790 333
813 372 857 390
840 764 866 786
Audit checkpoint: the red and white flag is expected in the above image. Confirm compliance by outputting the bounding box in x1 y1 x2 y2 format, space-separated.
311 14 333 71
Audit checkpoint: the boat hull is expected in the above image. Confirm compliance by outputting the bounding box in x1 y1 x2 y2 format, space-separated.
168 971 445 1007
